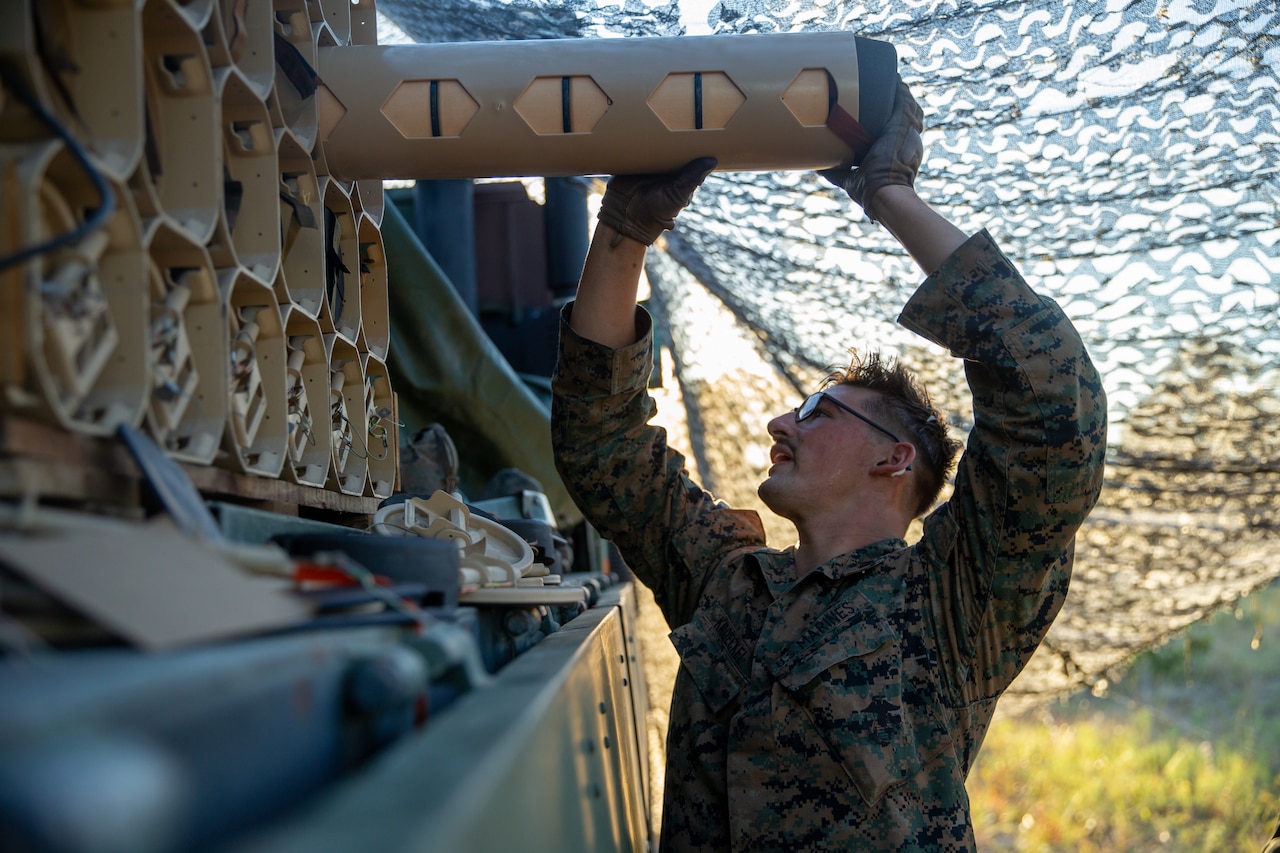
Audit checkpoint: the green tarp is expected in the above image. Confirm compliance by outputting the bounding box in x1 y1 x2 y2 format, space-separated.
382 202 582 528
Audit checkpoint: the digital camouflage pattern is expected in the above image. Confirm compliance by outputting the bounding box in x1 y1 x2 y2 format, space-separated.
552 231 1107 852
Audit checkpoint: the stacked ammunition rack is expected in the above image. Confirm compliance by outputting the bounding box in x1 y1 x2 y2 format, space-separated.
0 0 396 509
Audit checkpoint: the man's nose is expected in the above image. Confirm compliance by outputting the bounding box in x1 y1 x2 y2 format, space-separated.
767 411 795 439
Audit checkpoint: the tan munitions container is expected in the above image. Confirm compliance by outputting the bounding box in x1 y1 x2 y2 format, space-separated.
276 128 326 319
145 223 227 466
356 212 390 361
315 31 900 180
0 140 148 437
327 334 368 497
280 305 332 488
212 67 281 287
360 350 397 500
141 0 221 244
320 177 361 345
221 271 288 478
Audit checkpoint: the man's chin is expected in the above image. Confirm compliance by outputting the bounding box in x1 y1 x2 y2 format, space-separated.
757 478 795 519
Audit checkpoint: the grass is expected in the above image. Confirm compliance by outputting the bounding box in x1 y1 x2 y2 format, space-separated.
969 580 1280 852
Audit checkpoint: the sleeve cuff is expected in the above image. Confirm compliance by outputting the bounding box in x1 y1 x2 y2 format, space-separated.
897 230 1049 360
554 302 655 396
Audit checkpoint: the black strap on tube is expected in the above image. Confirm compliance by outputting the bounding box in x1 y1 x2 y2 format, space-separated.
693 72 703 130
562 76 572 133
429 80 441 138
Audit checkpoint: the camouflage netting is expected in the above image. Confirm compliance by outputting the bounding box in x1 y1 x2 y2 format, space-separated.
379 0 1280 700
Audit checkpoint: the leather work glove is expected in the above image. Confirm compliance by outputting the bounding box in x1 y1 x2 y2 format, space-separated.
821 78 923 222
597 156 717 246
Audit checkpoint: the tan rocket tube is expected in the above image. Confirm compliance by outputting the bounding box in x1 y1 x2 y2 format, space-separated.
315 32 899 180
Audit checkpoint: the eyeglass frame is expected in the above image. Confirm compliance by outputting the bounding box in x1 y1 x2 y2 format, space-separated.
794 391 903 444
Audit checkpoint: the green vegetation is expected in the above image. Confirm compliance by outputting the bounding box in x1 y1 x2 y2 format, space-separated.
969 581 1280 852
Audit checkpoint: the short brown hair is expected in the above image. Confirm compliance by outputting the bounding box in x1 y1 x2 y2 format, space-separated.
823 351 963 518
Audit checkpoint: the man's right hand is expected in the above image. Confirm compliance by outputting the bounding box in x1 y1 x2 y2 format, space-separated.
821 78 924 223
597 156 718 247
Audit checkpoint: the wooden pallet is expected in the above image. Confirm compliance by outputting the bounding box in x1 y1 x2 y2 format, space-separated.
0 415 378 525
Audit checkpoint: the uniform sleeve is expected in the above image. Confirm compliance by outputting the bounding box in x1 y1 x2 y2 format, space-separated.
551 304 766 629
899 231 1108 706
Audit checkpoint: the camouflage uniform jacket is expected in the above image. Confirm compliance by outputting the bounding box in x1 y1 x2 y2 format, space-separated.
551 231 1108 852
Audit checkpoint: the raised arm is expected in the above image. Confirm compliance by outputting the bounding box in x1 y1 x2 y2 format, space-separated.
569 226 648 348
569 158 717 348
829 77 1107 706
821 79 967 275
553 156 767 627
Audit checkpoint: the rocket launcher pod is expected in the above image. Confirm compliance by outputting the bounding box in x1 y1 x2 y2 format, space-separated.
315 31 899 180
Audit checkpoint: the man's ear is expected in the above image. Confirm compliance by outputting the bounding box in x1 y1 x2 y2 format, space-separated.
873 442 917 478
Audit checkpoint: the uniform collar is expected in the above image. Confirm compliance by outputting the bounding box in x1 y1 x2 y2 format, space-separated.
751 538 908 594
817 538 909 581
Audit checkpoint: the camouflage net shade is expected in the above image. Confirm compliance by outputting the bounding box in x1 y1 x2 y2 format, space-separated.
379 0 1280 701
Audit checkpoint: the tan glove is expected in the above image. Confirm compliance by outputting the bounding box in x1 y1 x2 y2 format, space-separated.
821 78 923 222
597 156 717 246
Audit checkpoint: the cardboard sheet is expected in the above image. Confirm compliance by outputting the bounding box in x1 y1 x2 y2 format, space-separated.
0 520 313 650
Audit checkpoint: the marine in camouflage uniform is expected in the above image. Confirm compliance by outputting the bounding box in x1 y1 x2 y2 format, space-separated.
552 80 1107 852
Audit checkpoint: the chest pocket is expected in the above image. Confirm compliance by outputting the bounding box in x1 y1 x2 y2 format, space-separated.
767 603 915 806
670 601 749 716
